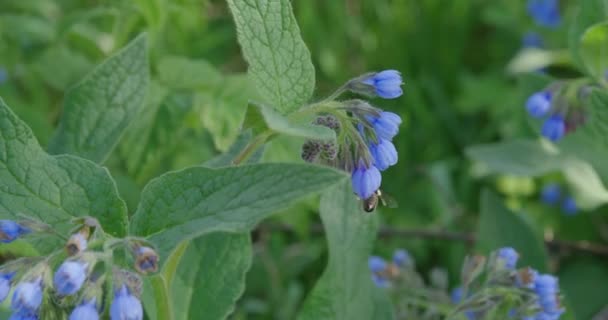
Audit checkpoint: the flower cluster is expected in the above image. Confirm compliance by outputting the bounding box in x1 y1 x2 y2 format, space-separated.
525 82 589 142
527 0 561 28
301 70 403 202
540 183 578 215
0 217 158 319
368 249 412 288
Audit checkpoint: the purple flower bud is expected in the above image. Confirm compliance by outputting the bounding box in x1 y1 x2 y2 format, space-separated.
561 197 577 216
0 220 30 243
134 247 159 274
11 280 42 313
366 111 402 140
301 141 321 163
540 184 561 205
70 299 99 320
368 256 387 273
392 249 411 267
110 285 143 320
527 0 561 28
54 261 88 296
351 162 381 200
369 138 398 171
497 247 519 269
361 70 404 99
526 91 552 118
451 287 464 304
541 115 565 142
0 273 15 302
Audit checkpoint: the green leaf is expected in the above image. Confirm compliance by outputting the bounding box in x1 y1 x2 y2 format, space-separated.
48 34 150 163
476 190 548 272
130 163 346 261
31 45 92 91
169 233 252 320
298 180 393 320
227 0 315 114
244 103 335 140
559 259 608 320
580 22 608 84
569 0 608 69
157 56 222 90
0 99 128 237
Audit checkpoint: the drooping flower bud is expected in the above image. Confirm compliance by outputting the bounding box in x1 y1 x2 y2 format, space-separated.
541 115 565 142
69 299 99 320
561 197 578 216
369 138 398 171
54 261 88 296
527 0 561 28
0 220 30 243
392 249 412 268
366 111 402 140
133 247 159 274
497 247 519 270
11 279 43 314
352 70 404 99
540 184 561 205
0 272 15 302
526 91 552 118
110 285 143 320
351 162 381 200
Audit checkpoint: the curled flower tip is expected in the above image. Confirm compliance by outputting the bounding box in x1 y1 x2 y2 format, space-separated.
366 111 402 140
0 220 31 243
526 91 552 118
11 279 43 314
497 247 519 270
69 299 99 320
301 140 321 163
351 162 381 200
540 184 561 205
134 247 159 274
0 272 15 302
392 249 411 268
527 0 561 28
369 139 398 171
110 285 143 320
66 232 88 256
368 256 387 273
313 115 341 131
361 70 404 99
54 261 88 296
320 141 337 161
541 115 565 142
561 197 578 216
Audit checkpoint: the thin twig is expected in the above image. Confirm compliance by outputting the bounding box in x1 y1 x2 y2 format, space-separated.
256 223 608 257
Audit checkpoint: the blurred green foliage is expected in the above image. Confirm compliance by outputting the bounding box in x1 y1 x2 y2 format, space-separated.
1 0 607 319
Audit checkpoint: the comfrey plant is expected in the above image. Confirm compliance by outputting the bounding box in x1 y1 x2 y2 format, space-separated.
370 247 565 320
300 70 403 208
0 216 156 319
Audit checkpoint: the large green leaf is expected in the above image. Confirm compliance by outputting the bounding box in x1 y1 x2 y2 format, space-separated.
0 98 128 237
130 163 346 260
476 190 548 272
580 22 608 84
227 0 315 114
298 180 394 320
569 0 608 70
157 56 222 90
48 34 150 163
559 259 608 320
169 233 252 320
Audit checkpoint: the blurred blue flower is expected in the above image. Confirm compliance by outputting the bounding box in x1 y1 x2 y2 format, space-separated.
541 115 565 142
9 311 38 320
526 91 552 118
527 0 561 28
561 197 578 216
497 247 519 270
392 249 411 267
516 268 538 289
450 287 464 304
368 256 387 273
54 261 88 296
540 184 561 205
0 220 30 243
351 162 381 200
366 111 402 140
533 274 564 318
523 32 544 48
11 280 42 314
0 68 8 84
371 274 390 288
110 285 143 320
70 299 99 320
0 272 15 302
362 70 403 99
369 138 398 171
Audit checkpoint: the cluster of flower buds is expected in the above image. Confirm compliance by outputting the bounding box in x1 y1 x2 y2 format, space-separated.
525 82 591 142
540 183 578 215
368 249 412 288
0 216 159 320
301 70 403 203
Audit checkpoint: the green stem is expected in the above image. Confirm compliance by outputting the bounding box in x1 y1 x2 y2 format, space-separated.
150 274 174 320
232 132 272 165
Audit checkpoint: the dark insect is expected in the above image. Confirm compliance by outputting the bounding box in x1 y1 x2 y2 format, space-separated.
362 189 398 212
